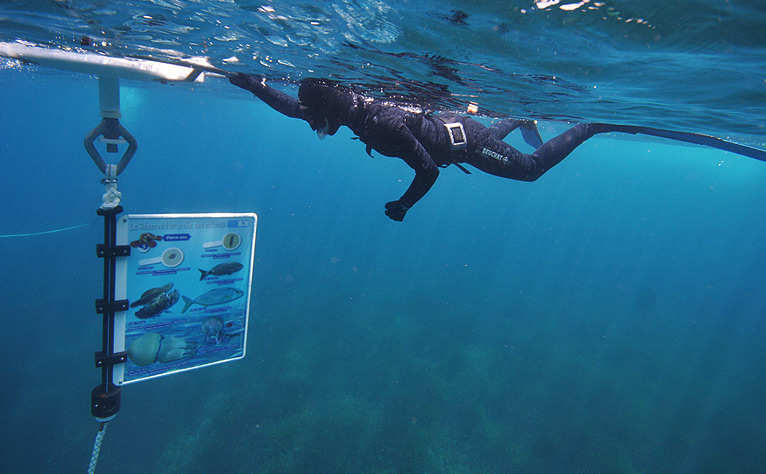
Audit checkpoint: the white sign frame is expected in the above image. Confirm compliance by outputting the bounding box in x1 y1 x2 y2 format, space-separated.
113 213 257 385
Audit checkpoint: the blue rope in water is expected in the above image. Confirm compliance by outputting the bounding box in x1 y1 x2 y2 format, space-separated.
0 223 90 238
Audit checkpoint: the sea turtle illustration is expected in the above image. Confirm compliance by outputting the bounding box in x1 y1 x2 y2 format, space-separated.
130 282 174 308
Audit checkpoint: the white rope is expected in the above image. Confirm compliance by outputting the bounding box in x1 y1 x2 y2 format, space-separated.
87 423 108 474
0 223 90 238
101 179 122 209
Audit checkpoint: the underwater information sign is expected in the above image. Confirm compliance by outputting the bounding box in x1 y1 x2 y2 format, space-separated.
114 213 257 384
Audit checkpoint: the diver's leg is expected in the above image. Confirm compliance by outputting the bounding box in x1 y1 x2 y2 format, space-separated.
488 119 543 148
487 119 522 139
527 123 597 178
465 123 602 181
464 132 534 179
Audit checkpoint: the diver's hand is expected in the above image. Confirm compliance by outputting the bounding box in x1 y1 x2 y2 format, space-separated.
384 201 409 222
229 72 266 91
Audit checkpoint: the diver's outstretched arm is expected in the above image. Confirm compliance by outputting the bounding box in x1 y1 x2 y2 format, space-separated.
230 73 303 119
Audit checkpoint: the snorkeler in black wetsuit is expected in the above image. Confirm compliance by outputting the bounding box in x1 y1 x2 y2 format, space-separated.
229 73 616 221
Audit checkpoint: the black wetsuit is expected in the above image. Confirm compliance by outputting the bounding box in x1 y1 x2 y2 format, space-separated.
230 73 601 221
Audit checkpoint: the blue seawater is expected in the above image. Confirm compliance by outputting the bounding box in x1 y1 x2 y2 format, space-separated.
0 1 765 473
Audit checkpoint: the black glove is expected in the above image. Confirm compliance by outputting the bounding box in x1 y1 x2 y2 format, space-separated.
229 72 265 91
384 201 409 222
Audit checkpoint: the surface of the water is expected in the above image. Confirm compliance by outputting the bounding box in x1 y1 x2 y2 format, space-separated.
2 0 766 139
1 1 765 474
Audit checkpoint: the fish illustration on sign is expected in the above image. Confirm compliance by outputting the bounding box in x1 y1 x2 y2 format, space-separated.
136 289 180 319
198 262 244 281
181 287 244 313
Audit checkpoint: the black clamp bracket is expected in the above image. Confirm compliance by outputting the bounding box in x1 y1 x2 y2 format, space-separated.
96 243 131 259
95 298 129 314
94 351 128 368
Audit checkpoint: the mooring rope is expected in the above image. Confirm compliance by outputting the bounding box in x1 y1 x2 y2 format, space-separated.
0 223 90 238
87 422 108 474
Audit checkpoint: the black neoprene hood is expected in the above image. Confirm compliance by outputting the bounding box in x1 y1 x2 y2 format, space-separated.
298 78 354 135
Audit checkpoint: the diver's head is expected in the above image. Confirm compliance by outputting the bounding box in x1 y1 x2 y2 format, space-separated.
298 103 332 139
298 78 354 138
